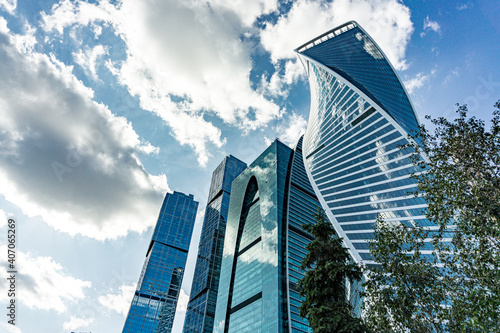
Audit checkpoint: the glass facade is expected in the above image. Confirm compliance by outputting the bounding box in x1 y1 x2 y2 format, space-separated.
214 140 292 333
296 21 419 137
213 139 331 333
286 137 320 333
297 21 436 266
183 156 247 333
123 192 198 333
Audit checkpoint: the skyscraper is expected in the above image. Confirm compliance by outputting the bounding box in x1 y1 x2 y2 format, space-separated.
123 191 198 333
296 21 431 265
214 20 427 332
213 139 324 333
183 155 247 333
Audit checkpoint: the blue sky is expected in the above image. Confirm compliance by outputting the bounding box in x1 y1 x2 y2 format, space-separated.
0 0 498 332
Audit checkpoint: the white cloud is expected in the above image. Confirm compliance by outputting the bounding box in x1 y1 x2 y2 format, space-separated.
421 16 441 37
175 288 189 314
63 316 94 331
0 246 91 312
73 44 108 80
42 0 282 166
98 283 136 316
171 287 190 332
0 209 6 228
456 3 472 11
404 70 436 94
0 0 16 15
260 0 414 70
0 322 22 333
0 19 169 239
261 59 306 97
264 136 273 146
276 112 307 147
209 0 279 27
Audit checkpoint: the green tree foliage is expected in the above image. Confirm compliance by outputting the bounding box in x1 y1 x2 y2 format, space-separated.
365 101 500 332
413 102 500 331
364 219 447 332
299 209 369 333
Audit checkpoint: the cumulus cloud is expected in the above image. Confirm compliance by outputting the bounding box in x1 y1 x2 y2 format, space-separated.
63 316 94 331
73 44 109 80
0 19 168 239
42 0 282 165
98 283 136 316
260 0 414 70
0 0 16 15
421 16 441 37
0 246 91 312
276 112 307 147
260 59 306 97
403 70 436 94
0 322 22 333
0 209 7 228
209 0 279 26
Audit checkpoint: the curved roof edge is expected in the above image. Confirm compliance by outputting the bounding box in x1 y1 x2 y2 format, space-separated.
295 21 358 53
295 20 422 135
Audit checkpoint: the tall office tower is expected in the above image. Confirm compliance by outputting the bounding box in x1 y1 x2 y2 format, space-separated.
183 155 247 333
123 191 198 333
296 21 430 266
213 139 325 333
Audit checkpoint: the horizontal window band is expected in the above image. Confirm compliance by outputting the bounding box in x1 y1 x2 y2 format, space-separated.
314 117 389 166
306 143 325 159
288 224 314 241
352 107 376 126
237 236 261 256
151 240 189 254
135 291 166 302
229 292 262 314
290 182 317 200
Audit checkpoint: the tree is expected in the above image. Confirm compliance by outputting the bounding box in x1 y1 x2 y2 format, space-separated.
411 101 500 332
363 219 447 332
365 101 500 332
299 208 369 333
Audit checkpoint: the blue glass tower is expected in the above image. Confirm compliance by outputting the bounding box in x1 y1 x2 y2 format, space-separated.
213 21 431 332
296 21 433 266
213 139 326 333
183 155 247 333
123 191 198 333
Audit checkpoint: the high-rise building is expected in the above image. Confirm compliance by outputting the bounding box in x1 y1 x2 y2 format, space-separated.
123 191 198 333
296 21 431 266
183 155 247 333
213 139 325 333
214 20 428 332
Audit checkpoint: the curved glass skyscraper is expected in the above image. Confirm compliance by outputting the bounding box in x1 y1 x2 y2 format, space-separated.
297 21 431 265
213 139 324 333
213 21 431 333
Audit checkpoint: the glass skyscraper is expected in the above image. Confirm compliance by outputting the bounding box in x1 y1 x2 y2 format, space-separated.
213 139 324 333
123 191 198 333
296 21 432 265
213 20 429 332
183 155 247 333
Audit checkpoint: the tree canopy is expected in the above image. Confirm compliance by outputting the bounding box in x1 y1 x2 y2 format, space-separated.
364 219 447 332
365 101 500 332
299 208 369 333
